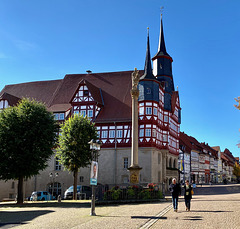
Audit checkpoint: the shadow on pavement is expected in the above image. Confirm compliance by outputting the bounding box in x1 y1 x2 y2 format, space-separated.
0 202 90 209
190 210 233 213
183 216 203 221
0 210 53 227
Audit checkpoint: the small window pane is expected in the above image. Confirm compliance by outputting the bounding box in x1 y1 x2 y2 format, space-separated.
59 113 65 120
146 107 152 115
117 130 123 138
88 110 93 117
145 129 151 137
139 107 144 115
80 110 86 117
102 131 108 138
154 108 157 116
139 129 144 137
109 130 115 138
123 158 128 169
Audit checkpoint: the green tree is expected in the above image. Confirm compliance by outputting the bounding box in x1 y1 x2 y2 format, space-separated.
233 162 240 182
0 98 57 204
56 114 98 200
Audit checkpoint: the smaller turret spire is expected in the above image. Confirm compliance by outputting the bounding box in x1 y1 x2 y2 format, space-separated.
140 28 155 80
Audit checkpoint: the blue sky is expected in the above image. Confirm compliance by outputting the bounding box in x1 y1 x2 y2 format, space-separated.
0 0 240 157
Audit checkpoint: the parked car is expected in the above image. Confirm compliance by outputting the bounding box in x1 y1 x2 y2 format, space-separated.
64 185 91 200
30 191 54 201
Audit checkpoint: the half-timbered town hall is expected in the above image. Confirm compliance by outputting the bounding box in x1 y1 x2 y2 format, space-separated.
0 16 181 199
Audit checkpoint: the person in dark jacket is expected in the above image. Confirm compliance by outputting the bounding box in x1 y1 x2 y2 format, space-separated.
183 180 192 211
169 178 181 212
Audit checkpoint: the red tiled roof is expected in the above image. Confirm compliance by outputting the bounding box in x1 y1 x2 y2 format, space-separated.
212 146 220 152
180 132 203 152
1 80 62 106
200 143 218 158
0 70 146 123
49 70 144 122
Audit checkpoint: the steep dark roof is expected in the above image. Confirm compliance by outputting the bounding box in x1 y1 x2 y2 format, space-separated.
153 16 171 59
140 29 155 80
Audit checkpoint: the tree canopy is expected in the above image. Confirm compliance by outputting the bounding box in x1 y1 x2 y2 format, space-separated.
233 162 240 181
0 98 57 203
56 114 98 199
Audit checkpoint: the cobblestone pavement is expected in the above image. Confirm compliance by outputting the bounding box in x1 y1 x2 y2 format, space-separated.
0 201 171 229
151 186 240 229
0 184 240 229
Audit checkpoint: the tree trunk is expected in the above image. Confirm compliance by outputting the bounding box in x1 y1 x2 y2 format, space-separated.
17 176 24 204
73 170 78 200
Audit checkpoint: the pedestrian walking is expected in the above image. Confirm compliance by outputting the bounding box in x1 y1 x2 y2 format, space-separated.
184 180 192 211
169 178 181 212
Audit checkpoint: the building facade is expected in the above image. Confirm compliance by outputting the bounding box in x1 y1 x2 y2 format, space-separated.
0 16 181 200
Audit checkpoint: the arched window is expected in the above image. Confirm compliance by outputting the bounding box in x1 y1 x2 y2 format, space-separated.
173 159 176 168
169 158 172 168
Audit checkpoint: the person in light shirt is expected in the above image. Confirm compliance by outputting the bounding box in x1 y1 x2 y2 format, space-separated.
169 178 181 212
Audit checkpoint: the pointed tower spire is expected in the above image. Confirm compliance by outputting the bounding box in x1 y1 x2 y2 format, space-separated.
140 28 155 80
155 14 170 57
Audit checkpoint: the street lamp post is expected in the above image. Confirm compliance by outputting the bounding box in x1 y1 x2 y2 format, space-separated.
49 172 58 199
88 139 101 216
179 145 185 184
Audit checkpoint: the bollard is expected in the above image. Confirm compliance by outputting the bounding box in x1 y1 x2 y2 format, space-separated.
58 195 61 203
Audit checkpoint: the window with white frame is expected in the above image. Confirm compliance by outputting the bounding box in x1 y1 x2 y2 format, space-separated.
117 130 123 138
146 107 152 115
74 110 79 115
87 110 93 117
163 134 167 141
164 115 168 122
80 110 86 117
123 157 128 169
139 129 144 137
153 107 157 116
152 129 156 137
102 130 108 138
109 130 115 138
139 107 144 115
0 100 9 109
54 113 65 120
145 129 151 137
